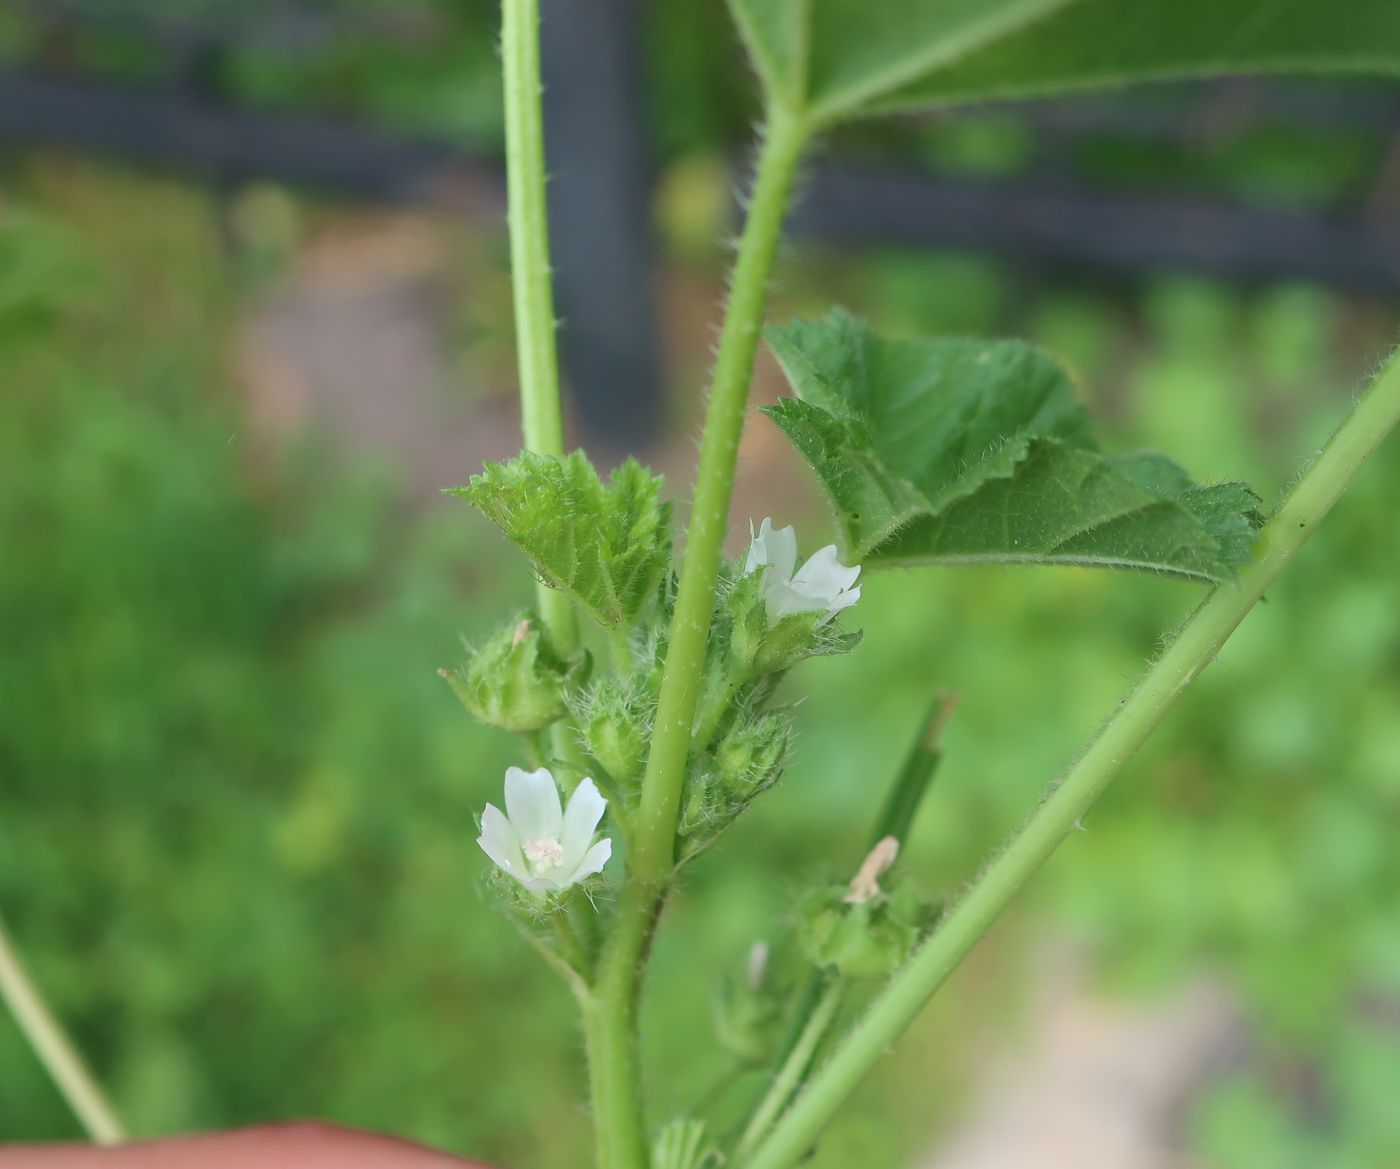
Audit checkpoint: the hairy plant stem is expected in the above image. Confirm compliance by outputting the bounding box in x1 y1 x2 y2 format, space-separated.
634 107 810 885
501 0 578 659
500 0 584 777
733 980 843 1161
740 347 1400 1169
582 883 659 1169
584 108 811 1169
0 910 126 1144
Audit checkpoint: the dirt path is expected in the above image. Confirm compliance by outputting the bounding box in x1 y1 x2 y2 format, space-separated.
922 947 1241 1169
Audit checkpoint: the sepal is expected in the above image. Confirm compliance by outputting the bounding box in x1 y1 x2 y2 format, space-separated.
442 615 582 732
572 675 652 790
794 875 940 980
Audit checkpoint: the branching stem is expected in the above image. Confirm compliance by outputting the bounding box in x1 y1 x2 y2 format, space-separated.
740 347 1400 1169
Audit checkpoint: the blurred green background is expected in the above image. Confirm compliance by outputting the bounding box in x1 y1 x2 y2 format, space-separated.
2 5 1400 1169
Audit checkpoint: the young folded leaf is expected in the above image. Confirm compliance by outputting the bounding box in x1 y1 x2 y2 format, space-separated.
449 452 672 628
763 311 1261 582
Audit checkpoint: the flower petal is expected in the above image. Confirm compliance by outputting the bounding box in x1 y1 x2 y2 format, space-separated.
566 837 613 885
504 766 562 844
821 583 861 621
790 544 861 599
559 778 607 870
477 803 525 877
765 579 828 621
761 519 799 581
744 518 765 574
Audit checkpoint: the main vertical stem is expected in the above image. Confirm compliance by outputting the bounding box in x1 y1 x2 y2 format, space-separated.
631 109 810 885
582 883 655 1169
585 109 811 1169
501 0 578 659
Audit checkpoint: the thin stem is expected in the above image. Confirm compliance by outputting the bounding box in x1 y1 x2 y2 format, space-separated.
501 0 578 659
741 346 1400 1169
520 728 547 769
733 980 843 1162
0 910 126 1145
869 691 958 851
500 0 586 780
633 108 811 886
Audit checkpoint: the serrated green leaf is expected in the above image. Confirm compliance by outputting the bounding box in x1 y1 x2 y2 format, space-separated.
763 311 1261 582
449 452 672 628
724 0 1400 124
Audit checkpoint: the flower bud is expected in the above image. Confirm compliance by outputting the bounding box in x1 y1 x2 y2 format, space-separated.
577 677 650 786
794 876 939 980
724 565 862 677
442 615 571 732
711 712 790 801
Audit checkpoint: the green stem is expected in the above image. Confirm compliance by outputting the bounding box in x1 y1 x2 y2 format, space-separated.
582 883 658 1169
579 112 811 1168
741 347 1400 1169
633 108 811 886
733 981 844 1162
501 0 578 660
0 910 126 1144
520 728 547 769
869 691 958 851
500 0 587 779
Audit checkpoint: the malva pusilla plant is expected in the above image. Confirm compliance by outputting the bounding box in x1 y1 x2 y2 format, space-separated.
4 2 1400 1166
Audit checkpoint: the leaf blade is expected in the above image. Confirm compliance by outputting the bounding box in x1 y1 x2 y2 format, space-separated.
867 0 1400 115
763 312 1261 582
724 0 1400 123
449 451 673 628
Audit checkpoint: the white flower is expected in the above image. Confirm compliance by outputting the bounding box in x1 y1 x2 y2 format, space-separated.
745 517 861 624
477 767 612 896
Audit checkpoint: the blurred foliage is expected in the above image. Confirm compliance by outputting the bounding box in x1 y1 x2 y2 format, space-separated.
0 176 585 1168
0 101 1399 1169
2 1 1398 226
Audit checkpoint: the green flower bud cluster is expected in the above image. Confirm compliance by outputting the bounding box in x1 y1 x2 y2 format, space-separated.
794 877 940 980
675 556 861 859
681 710 791 851
725 570 862 677
441 614 583 733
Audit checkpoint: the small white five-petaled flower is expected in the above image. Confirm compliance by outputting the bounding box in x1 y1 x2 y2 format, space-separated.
746 517 861 624
477 766 612 896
